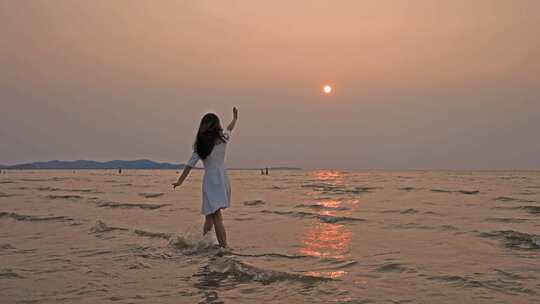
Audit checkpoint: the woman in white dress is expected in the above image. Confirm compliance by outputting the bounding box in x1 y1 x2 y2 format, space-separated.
172 107 238 248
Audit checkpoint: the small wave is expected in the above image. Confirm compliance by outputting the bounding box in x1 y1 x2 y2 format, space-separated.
321 259 358 269
494 269 528 280
431 189 479 195
459 190 479 195
0 192 15 198
89 221 208 252
38 187 60 191
318 215 363 224
96 201 169 210
38 187 96 193
0 180 16 184
0 269 24 279
261 210 295 216
112 183 133 187
376 263 410 273
139 192 164 198
494 196 536 203
485 218 530 223
301 182 333 189
502 205 540 215
0 211 73 222
233 217 255 221
260 210 364 223
201 256 331 285
228 251 310 260
67 188 96 193
439 225 459 231
168 234 218 254
399 187 419 191
480 230 540 250
301 183 376 195
243 200 265 206
423 211 443 216
128 260 151 269
520 206 540 214
0 243 15 251
350 186 378 193
134 229 172 240
78 249 114 258
401 208 419 214
389 223 457 231
431 189 452 193
382 208 418 214
295 203 349 211
21 177 66 182
429 273 537 295
46 194 83 200
428 275 486 288
515 190 538 196
90 220 129 233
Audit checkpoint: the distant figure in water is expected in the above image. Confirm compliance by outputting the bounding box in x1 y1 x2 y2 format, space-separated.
265 167 269 175
260 169 264 175
118 168 122 174
173 107 238 248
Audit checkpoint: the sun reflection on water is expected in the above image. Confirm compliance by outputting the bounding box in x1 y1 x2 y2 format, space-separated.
313 170 344 182
299 222 351 259
316 199 342 209
298 170 355 279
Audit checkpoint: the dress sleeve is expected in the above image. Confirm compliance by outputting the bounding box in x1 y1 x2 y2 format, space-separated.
186 151 200 167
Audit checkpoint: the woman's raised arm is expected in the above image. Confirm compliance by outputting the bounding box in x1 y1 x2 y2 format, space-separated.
226 107 238 131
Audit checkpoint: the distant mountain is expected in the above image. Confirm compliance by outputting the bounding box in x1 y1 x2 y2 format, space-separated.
2 159 185 170
0 160 302 170
269 167 302 170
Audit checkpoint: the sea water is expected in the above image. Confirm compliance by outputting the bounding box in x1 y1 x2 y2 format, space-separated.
1 170 539 303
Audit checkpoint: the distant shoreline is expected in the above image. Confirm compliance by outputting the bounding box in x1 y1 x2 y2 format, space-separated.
0 159 301 171
0 168 302 171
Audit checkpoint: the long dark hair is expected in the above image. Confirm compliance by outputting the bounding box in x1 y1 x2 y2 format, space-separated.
194 113 227 159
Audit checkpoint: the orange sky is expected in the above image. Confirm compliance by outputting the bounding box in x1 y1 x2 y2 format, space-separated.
1 1 539 169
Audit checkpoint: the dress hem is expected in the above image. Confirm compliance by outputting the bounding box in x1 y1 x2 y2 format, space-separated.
202 205 229 216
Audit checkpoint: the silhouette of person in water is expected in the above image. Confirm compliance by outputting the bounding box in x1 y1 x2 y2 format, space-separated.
265 167 269 175
172 107 238 248
118 168 122 174
261 169 264 175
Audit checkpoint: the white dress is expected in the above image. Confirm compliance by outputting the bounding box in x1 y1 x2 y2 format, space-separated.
186 131 231 215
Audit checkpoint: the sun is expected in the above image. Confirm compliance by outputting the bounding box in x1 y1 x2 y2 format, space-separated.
323 85 332 94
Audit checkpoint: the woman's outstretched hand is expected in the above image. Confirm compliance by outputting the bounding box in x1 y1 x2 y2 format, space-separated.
227 107 238 131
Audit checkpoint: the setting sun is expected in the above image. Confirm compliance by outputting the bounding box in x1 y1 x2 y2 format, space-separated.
323 85 333 94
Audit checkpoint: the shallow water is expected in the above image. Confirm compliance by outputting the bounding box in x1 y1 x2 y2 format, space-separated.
1 170 539 303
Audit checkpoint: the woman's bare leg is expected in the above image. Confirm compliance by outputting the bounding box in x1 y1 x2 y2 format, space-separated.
212 209 228 248
203 214 214 235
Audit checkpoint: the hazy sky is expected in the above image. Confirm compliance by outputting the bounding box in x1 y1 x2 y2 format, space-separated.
1 0 539 169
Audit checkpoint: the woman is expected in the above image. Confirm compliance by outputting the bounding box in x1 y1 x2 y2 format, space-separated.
172 107 238 248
